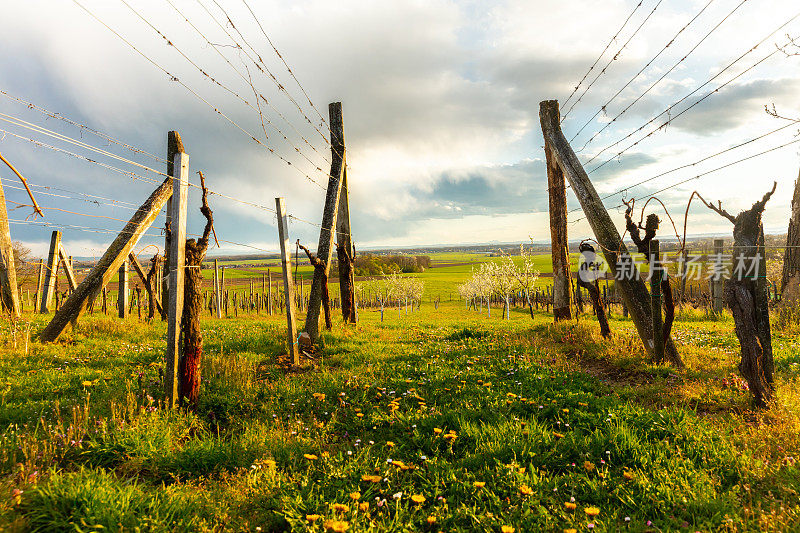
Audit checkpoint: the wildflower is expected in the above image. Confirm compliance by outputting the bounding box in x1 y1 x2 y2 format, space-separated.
322 451 330 458
562 408 569 413
350 492 361 500
507 392 517 399
323 519 350 532
386 441 395 448
392 492 403 500
583 461 595 472
313 393 326 401
624 517 631 522
433 428 443 434
361 475 382 483
563 529 577 533
306 514 322 522
473 481 486 489
359 502 369 512
443 433 457 442
553 432 565 439
411 494 426 504
623 470 634 480
502 527 515 533
519 485 533 496
356 413 364 418
427 515 437 525
11 488 23 505
584 506 600 517
564 502 577 511
304 454 318 461
330 503 350 513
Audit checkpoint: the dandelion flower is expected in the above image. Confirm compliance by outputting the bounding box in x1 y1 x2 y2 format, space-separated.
501 526 514 533
623 471 634 480
434 428 443 434
306 514 322 522
426 515 436 525
563 529 577 533
564 502 577 511
359 502 369 512
584 506 600 517
356 413 364 418
361 475 382 483
519 485 533 496
386 441 395 448
330 503 350 513
304 454 318 461
349 492 361 500
411 494 426 504
583 461 595 472
553 432 565 439
473 481 486 489
323 519 350 532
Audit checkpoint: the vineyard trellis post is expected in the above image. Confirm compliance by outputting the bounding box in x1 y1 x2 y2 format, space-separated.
0 175 21 317
276 197 300 366
539 99 681 366
59 243 78 291
162 132 183 321
544 139 573 321
712 239 724 313
128 252 162 318
40 231 61 314
214 259 222 319
34 260 44 312
782 170 800 297
650 240 665 361
118 260 129 318
304 102 346 343
164 151 189 408
337 166 356 324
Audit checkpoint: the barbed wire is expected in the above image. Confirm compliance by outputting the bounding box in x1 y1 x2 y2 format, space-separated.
561 0 665 122
561 0 645 111
583 14 800 171
72 0 326 190
571 0 735 146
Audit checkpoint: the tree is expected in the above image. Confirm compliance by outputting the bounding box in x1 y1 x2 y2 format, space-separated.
12 241 31 265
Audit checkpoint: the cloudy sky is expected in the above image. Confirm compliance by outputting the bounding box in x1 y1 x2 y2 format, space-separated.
1 0 798 258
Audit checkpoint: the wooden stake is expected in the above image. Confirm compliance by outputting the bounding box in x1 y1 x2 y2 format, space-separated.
162 131 183 321
305 102 345 342
58 243 78 291
214 259 222 319
650 240 665 361
545 141 573 321
118 260 129 318
165 151 189 408
539 99 681 366
0 176 21 317
40 231 61 314
337 166 356 324
276 197 300 366
128 252 163 318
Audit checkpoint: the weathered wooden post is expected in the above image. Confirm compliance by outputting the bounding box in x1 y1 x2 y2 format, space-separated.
650 240 665 361
58 244 78 292
545 136 573 321
304 102 346 343
0 176 21 317
267 269 272 314
214 259 222 319
337 166 356 324
781 170 800 298
118 260 129 318
276 197 300 366
712 239 725 313
161 132 183 322
539 100 681 366
40 231 61 314
165 151 189 408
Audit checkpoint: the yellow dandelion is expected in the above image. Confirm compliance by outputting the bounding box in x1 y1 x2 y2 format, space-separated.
306 514 322 522
322 451 330 458
426 515 437 525
359 502 369 512
553 432 565 439
519 485 533 496
473 481 486 488
506 392 517 399
361 474 382 483
323 520 350 532
501 526 514 533
386 441 395 448
433 428 443 434
330 503 350 513
356 413 364 418
583 461 595 472
349 492 361 500
584 506 600 517
564 529 577 533
623 470 634 480
304 454 318 461
562 408 569 413
411 494 426 504
564 502 577 511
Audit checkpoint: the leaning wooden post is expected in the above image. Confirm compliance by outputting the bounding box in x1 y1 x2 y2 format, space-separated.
545 140 573 321
164 151 189 408
0 176 21 317
118 260 129 318
213 259 222 319
539 100 681 366
276 197 300 366
40 231 61 313
304 102 346 342
650 240 665 361
337 165 356 324
712 238 725 313
58 244 78 291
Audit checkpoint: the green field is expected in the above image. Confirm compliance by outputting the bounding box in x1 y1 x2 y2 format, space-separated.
2 254 798 532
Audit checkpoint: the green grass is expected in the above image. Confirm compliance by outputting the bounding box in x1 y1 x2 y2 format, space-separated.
2 269 800 531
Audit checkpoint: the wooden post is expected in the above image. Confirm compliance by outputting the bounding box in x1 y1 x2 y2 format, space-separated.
712 238 724 313
304 102 346 342
545 140 573 321
276 197 300 366
165 151 189 408
268 269 272 314
650 240 665 361
40 231 61 314
337 165 356 324
162 132 183 321
58 243 78 291
34 260 44 312
539 100 680 366
214 259 222 319
0 176 21 317
128 252 163 318
118 260 129 318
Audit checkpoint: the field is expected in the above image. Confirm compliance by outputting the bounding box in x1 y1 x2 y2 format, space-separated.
2 252 800 532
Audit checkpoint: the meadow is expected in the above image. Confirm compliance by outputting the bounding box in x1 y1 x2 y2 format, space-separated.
1 252 799 532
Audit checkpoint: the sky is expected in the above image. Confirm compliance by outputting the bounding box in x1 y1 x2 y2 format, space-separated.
0 0 799 259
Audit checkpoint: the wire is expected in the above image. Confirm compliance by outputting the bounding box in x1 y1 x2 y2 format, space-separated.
571 0 730 146
562 0 645 110
584 14 800 171
561 0 665 122
0 90 167 164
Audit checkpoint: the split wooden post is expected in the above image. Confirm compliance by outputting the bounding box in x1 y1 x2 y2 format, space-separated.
118 260 129 318
545 140 573 321
304 102 346 343
58 244 78 291
712 239 725 313
162 132 183 321
164 151 189 408
337 166 356 324
276 197 300 366
650 240 665 361
539 99 681 366
213 259 222 319
0 176 21 317
40 231 61 314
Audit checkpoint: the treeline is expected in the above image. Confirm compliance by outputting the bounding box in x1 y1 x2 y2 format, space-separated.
333 254 431 277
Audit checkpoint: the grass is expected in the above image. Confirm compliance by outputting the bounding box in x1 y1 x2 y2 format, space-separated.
1 273 800 531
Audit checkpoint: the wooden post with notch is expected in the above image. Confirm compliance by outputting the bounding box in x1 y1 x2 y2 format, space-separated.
164 151 189 407
276 197 300 366
40 231 61 314
0 176 21 317
162 132 183 321
539 99 681 366
545 140 573 321
304 102 346 342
